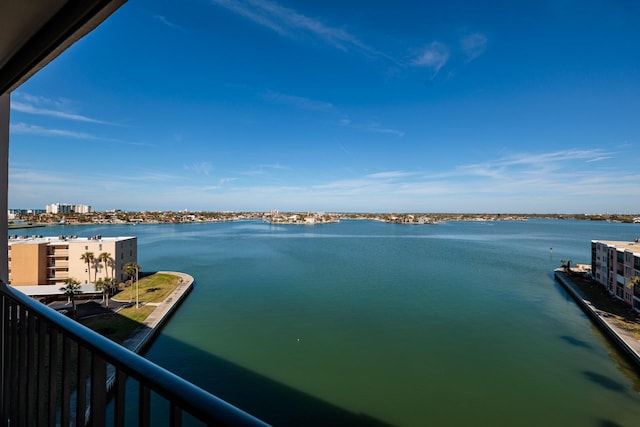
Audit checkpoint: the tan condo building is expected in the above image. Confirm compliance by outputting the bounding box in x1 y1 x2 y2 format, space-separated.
8 235 137 287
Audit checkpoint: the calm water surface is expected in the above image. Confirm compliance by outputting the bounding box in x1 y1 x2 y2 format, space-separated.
37 219 640 426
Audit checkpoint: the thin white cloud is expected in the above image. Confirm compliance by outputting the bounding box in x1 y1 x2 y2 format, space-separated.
338 143 350 155
10 167 75 184
121 171 183 183
218 177 237 185
10 123 96 139
461 32 487 62
413 42 449 77
451 149 615 183
306 148 630 204
185 162 213 176
368 125 405 137
10 123 144 146
240 162 290 177
259 163 289 170
495 149 613 167
154 15 185 31
210 0 375 55
264 90 334 111
10 139 633 212
585 156 612 163
366 171 415 179
341 119 405 137
10 98 111 125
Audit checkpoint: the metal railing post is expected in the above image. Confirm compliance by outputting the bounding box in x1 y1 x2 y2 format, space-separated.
0 282 270 426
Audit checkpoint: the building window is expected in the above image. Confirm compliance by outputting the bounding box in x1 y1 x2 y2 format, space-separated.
99 244 102 251
85 246 88 250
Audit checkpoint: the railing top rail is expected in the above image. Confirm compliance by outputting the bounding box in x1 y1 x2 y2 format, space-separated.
0 281 269 426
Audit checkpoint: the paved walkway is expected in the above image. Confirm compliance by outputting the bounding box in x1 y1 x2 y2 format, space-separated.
554 270 640 366
121 271 194 354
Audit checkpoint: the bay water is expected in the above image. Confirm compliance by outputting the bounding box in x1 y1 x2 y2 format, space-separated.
33 219 640 426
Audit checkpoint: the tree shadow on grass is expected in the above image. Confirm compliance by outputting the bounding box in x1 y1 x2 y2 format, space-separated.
597 420 624 427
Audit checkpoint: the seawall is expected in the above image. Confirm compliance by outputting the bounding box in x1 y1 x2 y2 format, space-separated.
554 270 640 370
122 271 194 354
106 271 194 391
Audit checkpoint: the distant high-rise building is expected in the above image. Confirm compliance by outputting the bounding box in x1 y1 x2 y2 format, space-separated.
74 204 92 214
45 203 92 214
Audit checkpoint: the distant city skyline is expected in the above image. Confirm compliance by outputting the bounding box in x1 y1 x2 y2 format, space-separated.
8 1 640 214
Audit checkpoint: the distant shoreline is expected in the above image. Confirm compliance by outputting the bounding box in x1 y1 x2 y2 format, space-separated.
9 212 640 229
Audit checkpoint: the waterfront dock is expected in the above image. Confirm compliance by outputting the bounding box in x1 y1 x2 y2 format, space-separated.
554 270 640 368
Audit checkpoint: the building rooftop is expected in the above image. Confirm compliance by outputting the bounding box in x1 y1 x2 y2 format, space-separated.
8 235 135 245
12 283 101 297
593 239 640 254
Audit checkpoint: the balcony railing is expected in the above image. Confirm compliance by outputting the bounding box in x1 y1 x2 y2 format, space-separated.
0 281 269 426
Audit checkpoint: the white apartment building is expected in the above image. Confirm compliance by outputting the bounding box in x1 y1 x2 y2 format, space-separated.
46 203 92 214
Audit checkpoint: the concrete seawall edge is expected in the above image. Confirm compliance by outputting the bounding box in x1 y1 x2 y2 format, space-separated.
554 271 640 370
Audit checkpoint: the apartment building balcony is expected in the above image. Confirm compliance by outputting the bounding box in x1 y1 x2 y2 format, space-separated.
48 249 70 257
48 260 70 268
47 272 70 281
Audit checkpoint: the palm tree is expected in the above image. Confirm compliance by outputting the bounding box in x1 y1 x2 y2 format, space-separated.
95 277 119 309
59 278 82 319
98 252 112 278
628 276 640 296
560 259 572 273
123 262 140 303
80 251 95 283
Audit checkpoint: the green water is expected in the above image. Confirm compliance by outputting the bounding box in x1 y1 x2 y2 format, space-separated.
41 219 640 426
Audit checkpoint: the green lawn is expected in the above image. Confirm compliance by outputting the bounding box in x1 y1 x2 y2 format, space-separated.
83 272 181 344
81 306 155 344
113 272 180 303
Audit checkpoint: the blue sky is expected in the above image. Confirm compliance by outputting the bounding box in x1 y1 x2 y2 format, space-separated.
8 0 640 213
